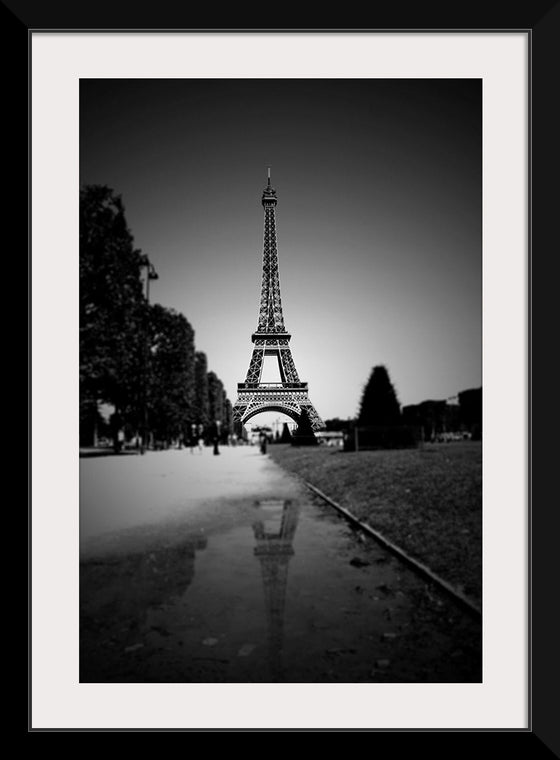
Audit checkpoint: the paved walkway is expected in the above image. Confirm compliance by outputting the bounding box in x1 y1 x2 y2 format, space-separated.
80 446 297 550
80 444 482 683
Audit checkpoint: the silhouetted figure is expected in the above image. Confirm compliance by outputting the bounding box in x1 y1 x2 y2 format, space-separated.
260 434 267 455
110 412 124 454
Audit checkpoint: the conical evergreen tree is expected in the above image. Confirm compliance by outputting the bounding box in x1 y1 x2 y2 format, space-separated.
280 422 292 443
292 408 318 446
358 365 402 427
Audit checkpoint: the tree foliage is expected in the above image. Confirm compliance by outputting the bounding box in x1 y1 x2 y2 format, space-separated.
458 387 482 440
193 352 210 427
80 185 146 431
79 184 232 448
280 422 292 443
357 365 402 427
292 408 318 446
324 417 351 432
223 396 233 437
147 304 195 442
207 371 224 425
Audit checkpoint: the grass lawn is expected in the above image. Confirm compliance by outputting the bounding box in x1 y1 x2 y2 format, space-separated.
268 441 482 605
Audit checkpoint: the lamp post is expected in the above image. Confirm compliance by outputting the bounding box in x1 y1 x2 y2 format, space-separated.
140 254 158 455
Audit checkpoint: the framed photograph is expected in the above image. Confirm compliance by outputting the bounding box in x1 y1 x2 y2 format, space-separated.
26 20 549 736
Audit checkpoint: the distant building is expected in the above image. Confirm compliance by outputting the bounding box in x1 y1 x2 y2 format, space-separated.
402 392 481 442
314 431 344 447
402 400 458 441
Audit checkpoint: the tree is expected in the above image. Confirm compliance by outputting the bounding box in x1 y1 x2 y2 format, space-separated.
292 408 318 446
207 371 224 427
222 395 233 440
357 365 402 427
458 387 482 440
147 304 195 445
80 185 146 444
193 352 210 429
324 417 351 432
280 422 292 443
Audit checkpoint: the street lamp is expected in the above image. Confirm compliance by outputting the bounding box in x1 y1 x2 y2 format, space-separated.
140 254 158 455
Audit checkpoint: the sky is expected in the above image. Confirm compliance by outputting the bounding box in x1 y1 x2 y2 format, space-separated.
80 79 481 424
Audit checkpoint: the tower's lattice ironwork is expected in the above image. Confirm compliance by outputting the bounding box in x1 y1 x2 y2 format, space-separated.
232 171 323 430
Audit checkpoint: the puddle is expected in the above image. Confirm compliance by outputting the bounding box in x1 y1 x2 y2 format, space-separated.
80 496 481 683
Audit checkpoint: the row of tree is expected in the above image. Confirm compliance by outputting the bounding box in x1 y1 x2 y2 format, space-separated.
80 185 232 449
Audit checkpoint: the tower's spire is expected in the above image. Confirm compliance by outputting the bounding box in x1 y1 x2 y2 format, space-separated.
258 171 283 332
262 166 276 204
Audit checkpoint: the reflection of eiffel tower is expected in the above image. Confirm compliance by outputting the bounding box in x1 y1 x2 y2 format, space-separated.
252 499 299 681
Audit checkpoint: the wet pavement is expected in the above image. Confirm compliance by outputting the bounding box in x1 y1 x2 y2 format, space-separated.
80 448 481 683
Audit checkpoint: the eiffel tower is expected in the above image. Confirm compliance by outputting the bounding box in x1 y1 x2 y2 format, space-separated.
233 170 323 431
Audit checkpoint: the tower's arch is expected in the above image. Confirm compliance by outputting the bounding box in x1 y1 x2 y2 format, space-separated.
242 404 301 427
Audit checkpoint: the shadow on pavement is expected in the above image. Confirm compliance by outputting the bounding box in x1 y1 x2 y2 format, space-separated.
80 449 140 459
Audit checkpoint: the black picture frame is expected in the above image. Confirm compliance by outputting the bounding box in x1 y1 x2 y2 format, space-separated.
20 4 558 745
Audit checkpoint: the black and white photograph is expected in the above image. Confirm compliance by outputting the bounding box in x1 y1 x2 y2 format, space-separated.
79 78 482 684
30 27 536 731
